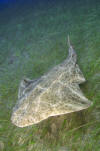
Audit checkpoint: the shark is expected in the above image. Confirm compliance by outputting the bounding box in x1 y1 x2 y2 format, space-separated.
11 36 92 127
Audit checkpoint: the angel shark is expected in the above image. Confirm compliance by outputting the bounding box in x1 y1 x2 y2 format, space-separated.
11 37 92 127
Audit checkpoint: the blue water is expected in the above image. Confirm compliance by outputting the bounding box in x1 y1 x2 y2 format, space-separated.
0 0 41 11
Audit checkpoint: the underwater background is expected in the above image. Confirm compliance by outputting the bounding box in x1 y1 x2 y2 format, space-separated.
0 0 100 150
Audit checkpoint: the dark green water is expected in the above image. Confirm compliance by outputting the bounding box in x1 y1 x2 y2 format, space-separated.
0 0 100 150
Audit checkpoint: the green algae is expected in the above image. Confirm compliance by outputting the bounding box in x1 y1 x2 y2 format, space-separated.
0 0 100 150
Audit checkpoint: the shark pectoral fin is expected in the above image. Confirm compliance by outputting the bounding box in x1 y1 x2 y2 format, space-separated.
72 64 86 84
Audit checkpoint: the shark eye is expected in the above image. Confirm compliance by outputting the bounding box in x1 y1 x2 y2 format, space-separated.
23 78 31 86
23 78 28 83
18 78 33 99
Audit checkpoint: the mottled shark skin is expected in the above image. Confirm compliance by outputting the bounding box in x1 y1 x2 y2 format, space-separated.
11 37 92 127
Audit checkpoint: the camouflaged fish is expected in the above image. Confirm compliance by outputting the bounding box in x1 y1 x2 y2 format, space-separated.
11 37 92 127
